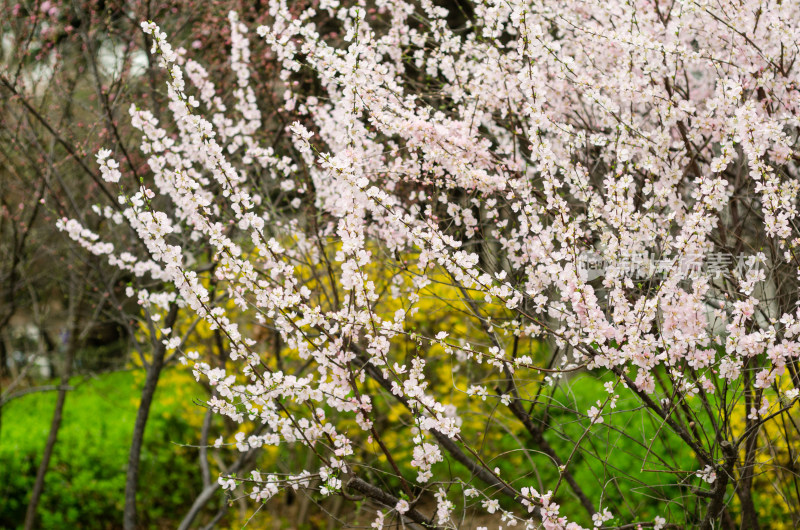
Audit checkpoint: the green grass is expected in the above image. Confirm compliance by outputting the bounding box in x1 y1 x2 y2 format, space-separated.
535 372 704 526
419 370 709 527
0 369 205 529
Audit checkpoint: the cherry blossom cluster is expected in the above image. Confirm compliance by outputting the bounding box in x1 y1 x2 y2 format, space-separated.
61 0 800 527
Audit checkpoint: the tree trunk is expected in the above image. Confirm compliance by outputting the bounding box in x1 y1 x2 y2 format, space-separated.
23 323 79 530
123 305 178 530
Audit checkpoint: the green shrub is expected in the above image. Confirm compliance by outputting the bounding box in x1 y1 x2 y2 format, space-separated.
0 369 203 529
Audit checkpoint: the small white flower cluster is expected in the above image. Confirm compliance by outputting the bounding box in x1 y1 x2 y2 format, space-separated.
696 465 717 485
96 149 121 183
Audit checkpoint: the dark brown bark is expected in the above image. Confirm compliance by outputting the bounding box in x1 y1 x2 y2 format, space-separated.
737 371 761 530
123 304 179 530
23 319 79 530
700 441 737 530
346 477 438 528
